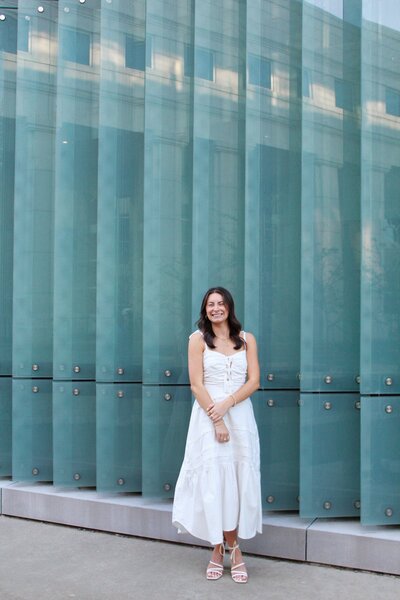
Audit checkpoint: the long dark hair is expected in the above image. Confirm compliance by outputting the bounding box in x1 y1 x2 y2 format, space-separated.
197 287 244 350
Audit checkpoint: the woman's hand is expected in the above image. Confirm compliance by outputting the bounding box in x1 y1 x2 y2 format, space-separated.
207 399 231 423
214 419 230 443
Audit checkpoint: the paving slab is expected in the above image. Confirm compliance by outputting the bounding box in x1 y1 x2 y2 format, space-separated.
0 516 399 600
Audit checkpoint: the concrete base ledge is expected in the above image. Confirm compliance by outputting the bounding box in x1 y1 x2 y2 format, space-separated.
0 479 15 514
307 518 400 575
2 482 400 575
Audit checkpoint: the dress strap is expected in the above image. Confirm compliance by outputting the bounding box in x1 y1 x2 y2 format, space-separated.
189 329 203 339
241 331 247 341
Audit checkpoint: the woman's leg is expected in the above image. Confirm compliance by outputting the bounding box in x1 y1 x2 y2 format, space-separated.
206 543 225 580
223 528 248 583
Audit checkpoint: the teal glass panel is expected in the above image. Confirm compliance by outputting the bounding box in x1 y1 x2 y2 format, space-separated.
142 386 191 497
361 396 400 525
244 0 301 389
12 379 52 482
191 1 246 316
53 0 100 381
13 1 57 378
301 1 361 392
360 2 400 394
252 390 300 510
0 8 16 375
96 383 141 492
96 0 144 383
53 381 96 487
0 378 12 476
300 393 360 517
142 0 193 385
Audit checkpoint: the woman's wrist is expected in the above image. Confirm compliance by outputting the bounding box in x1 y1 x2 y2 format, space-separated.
227 393 237 408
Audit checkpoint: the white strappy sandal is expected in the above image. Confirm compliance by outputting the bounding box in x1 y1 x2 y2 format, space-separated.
228 541 248 584
206 543 225 581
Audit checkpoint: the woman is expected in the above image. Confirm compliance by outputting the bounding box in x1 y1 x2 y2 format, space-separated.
172 287 262 583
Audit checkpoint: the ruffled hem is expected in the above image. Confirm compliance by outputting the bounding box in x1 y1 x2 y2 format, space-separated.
172 460 262 545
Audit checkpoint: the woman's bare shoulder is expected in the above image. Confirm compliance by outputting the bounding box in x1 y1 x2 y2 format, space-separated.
242 331 257 346
188 330 204 349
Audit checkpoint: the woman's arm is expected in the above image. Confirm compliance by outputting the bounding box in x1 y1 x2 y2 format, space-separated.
188 332 215 412
207 332 260 423
189 332 231 443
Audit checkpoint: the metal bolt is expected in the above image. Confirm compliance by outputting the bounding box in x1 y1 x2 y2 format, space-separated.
73 473 81 481
385 377 393 386
266 495 275 504
324 375 332 384
164 393 172 401
385 508 393 517
164 370 172 377
117 478 125 486
267 398 275 407
355 376 360 384
72 388 80 396
323 501 332 510
385 405 393 414
355 400 361 410
267 373 274 382
324 401 332 410
32 468 39 476
163 483 171 492
37 6 44 13
117 367 124 375
32 364 39 371
73 365 81 373
32 386 39 393
354 500 361 509
117 390 124 398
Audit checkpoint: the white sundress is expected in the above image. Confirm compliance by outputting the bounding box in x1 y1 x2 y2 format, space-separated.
172 331 262 545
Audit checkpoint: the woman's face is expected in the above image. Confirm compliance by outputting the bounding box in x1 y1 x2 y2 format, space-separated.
205 292 229 325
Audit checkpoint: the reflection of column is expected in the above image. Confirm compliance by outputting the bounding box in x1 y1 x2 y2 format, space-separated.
53 0 100 381
13 1 58 379
191 0 245 315
360 2 400 526
244 0 302 511
142 0 193 385
96 0 144 383
0 8 16 376
52 0 100 489
300 2 361 519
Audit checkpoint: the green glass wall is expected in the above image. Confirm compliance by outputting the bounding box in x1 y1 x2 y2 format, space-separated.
0 0 399 527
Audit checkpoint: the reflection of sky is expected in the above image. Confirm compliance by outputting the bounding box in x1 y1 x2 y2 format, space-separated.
363 0 400 31
305 0 343 19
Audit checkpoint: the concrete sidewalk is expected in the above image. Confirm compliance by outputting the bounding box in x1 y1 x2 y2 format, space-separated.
0 516 398 600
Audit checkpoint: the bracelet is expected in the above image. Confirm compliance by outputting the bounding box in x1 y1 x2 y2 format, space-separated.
230 393 237 407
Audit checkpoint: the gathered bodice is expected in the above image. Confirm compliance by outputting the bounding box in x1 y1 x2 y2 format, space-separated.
203 344 247 395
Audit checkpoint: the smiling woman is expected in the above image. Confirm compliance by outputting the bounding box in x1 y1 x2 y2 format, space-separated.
172 287 262 584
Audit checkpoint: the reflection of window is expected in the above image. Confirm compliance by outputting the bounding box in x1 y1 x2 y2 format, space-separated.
126 34 152 70
184 43 193 77
125 35 145 71
335 78 353 111
386 88 400 117
302 69 311 98
184 45 215 81
248 54 271 89
295 68 311 98
18 17 30 52
0 13 17 53
61 27 91 65
195 47 214 81
184 44 215 81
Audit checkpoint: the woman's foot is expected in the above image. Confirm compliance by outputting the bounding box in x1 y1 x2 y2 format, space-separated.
206 543 225 580
228 541 248 583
